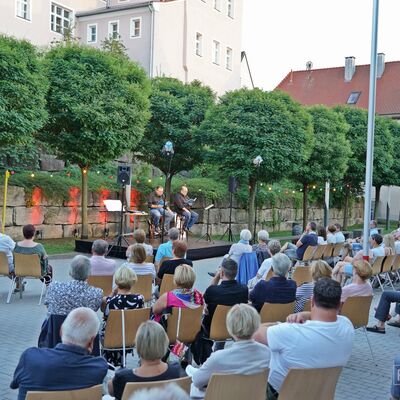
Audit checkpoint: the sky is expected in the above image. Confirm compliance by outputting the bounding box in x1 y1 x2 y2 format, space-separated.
242 0 400 90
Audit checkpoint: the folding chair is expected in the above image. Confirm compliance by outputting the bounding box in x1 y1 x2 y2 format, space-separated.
145 255 154 263
209 305 232 345
370 256 386 291
134 274 153 305
26 384 102 399
297 246 316 266
340 295 375 365
291 266 312 286
259 302 295 323
278 367 342 400
167 306 203 345
381 255 396 290
9 253 46 305
322 243 334 259
87 275 113 296
332 243 344 258
159 273 177 296
101 308 150 367
393 255 400 282
303 299 311 312
0 252 14 303
204 369 269 400
159 256 172 268
121 377 191 400
311 245 326 261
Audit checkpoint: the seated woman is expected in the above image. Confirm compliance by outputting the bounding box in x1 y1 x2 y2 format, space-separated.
252 230 269 252
101 266 144 366
108 320 185 400
340 259 372 306
226 229 252 265
383 234 396 256
133 229 153 257
190 304 270 391
317 225 327 245
152 264 203 322
125 244 156 279
14 224 51 290
326 224 337 244
295 260 332 312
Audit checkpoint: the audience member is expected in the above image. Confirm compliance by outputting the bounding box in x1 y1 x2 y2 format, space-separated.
0 227 15 274
281 221 318 260
158 241 193 283
108 321 185 400
383 234 396 256
129 384 190 400
250 253 296 312
227 229 253 265
326 225 337 244
155 228 180 267
44 255 103 315
253 278 354 399
252 230 270 252
340 260 372 304
125 244 156 278
133 229 153 257
90 239 116 276
334 223 346 243
370 220 379 236
317 225 327 245
11 307 108 400
295 260 332 312
190 304 270 390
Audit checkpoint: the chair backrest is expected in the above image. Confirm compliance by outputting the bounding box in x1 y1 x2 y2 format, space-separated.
303 299 311 312
26 385 102 400
278 367 342 400
382 255 396 273
393 255 400 271
159 256 172 268
167 306 203 344
312 245 326 260
291 266 312 286
14 252 42 278
323 243 334 258
332 243 344 258
259 302 295 323
0 251 9 276
145 255 154 263
87 275 113 296
204 369 269 400
159 274 177 296
265 268 274 281
134 274 153 302
209 305 232 341
103 308 150 349
121 376 191 400
340 295 373 328
371 256 385 275
302 246 316 262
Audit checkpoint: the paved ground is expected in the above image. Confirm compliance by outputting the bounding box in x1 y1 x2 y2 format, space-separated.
0 253 398 399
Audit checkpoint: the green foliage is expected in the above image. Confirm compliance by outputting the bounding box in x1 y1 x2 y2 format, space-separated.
101 36 128 59
0 141 40 170
0 35 48 146
383 120 400 186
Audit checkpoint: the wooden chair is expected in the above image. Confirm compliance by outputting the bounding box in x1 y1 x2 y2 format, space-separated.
265 268 273 281
209 305 232 343
134 274 153 303
204 369 269 400
393 255 400 281
332 243 344 258
340 295 375 364
121 376 191 400
167 306 203 344
9 253 46 305
291 266 312 286
87 275 113 296
311 245 326 261
278 367 342 400
299 245 316 265
259 302 295 323
381 255 396 290
159 273 177 296
159 256 172 268
145 255 154 263
303 299 311 312
102 308 150 367
0 252 14 303
370 256 386 291
26 384 102 399
322 243 334 258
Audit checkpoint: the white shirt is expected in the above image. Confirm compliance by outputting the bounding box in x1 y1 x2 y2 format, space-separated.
267 316 354 392
125 262 156 279
227 242 252 265
335 232 346 243
258 258 273 279
317 236 326 245
140 243 153 257
395 240 400 255
326 233 336 244
0 233 15 271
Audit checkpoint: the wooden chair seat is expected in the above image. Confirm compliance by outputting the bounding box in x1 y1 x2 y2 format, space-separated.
134 274 153 303
167 306 203 344
259 302 295 323
291 266 312 286
87 275 113 296
209 305 232 342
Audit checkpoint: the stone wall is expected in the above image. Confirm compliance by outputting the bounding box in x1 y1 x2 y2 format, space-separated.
0 186 363 240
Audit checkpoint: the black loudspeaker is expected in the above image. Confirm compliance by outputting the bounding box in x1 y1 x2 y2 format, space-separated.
117 165 131 186
228 176 238 193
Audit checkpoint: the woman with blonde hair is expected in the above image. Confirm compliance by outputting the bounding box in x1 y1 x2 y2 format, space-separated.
340 259 373 303
383 234 396 256
294 260 332 312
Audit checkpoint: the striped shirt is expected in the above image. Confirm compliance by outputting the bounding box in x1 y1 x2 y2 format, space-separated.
124 262 156 279
295 282 314 313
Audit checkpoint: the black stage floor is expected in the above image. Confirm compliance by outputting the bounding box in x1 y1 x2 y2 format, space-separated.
75 237 232 261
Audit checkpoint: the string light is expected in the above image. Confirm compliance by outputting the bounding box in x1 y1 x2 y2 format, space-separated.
30 173 35 178
312 185 316 189
268 187 272 191
50 174 53 178
83 169 87 174
97 171 100 174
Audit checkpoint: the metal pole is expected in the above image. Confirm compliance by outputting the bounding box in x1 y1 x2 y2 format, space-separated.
324 181 330 227
386 186 391 231
2 170 10 234
362 0 379 259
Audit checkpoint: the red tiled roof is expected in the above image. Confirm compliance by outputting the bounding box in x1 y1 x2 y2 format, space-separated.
275 61 400 116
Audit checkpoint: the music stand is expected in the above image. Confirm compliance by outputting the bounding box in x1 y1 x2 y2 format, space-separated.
220 192 236 242
197 204 214 243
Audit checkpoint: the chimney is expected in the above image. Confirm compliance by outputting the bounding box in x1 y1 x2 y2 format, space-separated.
344 56 356 81
377 53 385 78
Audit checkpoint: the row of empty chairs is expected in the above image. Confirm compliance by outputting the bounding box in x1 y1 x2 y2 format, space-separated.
301 242 348 264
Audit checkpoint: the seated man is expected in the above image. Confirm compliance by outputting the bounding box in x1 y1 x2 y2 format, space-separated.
10 307 108 400
281 221 318 260
253 278 354 400
173 185 198 233
154 228 180 269
90 239 116 276
148 186 174 234
249 253 296 312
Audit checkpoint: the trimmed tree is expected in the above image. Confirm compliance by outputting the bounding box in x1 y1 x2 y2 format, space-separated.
292 105 351 229
0 35 48 147
41 43 150 238
199 88 314 234
138 77 215 198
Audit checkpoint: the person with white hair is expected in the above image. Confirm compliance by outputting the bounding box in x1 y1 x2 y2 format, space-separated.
252 230 270 252
226 229 253 265
249 253 296 312
11 307 108 400
129 384 190 400
90 239 116 276
44 255 103 315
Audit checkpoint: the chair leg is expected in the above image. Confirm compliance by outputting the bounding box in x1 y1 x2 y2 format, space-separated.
20 277 23 299
38 280 46 305
363 327 377 367
386 272 395 290
6 276 15 304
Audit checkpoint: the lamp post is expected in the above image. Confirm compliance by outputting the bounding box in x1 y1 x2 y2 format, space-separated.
161 141 174 244
253 155 263 242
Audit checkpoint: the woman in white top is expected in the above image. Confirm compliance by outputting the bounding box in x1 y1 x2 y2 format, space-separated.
227 229 252 265
326 225 337 244
124 244 156 279
317 226 327 245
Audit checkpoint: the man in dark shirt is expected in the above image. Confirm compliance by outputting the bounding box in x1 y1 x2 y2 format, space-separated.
148 186 174 233
281 221 318 260
173 185 198 232
157 240 193 283
250 253 296 312
10 307 108 400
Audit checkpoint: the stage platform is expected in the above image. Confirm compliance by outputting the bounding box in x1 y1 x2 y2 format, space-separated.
75 237 232 261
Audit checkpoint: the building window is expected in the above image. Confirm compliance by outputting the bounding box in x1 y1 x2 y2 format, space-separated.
213 0 221 11
108 21 119 39
16 0 31 20
196 33 203 57
51 3 72 34
87 24 97 43
347 91 361 104
227 0 234 17
130 18 141 38
212 40 220 65
226 47 232 70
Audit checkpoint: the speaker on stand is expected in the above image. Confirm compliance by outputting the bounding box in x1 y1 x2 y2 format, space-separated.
220 176 238 242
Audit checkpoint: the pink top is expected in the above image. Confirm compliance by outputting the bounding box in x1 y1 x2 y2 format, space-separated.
90 255 117 276
341 282 372 303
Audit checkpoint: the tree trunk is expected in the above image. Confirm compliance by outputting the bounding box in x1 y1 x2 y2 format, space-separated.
302 183 308 231
343 188 349 230
248 178 256 236
80 166 89 239
374 184 381 222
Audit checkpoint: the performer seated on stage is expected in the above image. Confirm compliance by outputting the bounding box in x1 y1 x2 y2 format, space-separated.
148 186 174 235
173 185 198 233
